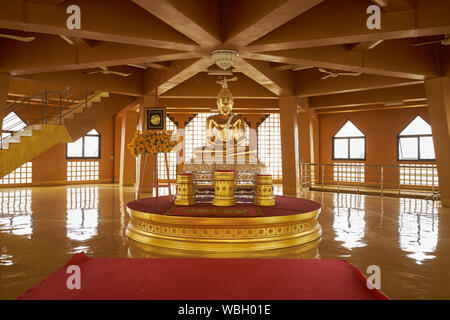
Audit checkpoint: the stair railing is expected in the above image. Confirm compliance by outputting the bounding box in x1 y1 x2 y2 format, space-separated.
1 88 105 150
59 90 106 120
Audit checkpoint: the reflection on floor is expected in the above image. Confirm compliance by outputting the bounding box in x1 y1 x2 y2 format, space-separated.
0 184 448 300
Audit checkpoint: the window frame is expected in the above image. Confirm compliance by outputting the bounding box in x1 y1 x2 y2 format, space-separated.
66 130 101 159
332 120 366 161
397 116 435 162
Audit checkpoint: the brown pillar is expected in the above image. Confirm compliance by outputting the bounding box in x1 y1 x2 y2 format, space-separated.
0 73 10 133
279 96 300 196
298 98 320 190
297 98 314 164
119 110 138 186
244 115 259 154
425 78 450 208
114 114 122 183
311 114 320 185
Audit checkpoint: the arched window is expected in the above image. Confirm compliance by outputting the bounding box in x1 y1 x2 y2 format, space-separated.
2 112 27 140
67 129 101 159
258 114 282 181
398 116 435 161
333 120 365 160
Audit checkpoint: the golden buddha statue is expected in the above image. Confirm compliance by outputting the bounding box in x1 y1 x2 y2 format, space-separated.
194 77 256 164
183 76 267 203
206 78 246 146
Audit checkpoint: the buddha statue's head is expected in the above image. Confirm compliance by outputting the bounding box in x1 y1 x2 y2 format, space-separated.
217 87 234 116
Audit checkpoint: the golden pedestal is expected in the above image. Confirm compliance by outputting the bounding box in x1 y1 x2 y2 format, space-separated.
254 174 275 206
174 173 195 206
212 170 236 206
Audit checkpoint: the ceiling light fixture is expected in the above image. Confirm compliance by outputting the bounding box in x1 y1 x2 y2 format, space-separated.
211 49 239 70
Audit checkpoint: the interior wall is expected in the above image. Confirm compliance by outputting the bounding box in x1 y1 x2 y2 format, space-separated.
318 107 435 188
318 107 431 165
29 117 115 186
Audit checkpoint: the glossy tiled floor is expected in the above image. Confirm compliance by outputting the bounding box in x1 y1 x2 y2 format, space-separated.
1 184 449 300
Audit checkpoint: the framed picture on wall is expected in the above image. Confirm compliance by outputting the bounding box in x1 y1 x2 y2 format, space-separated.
145 108 165 130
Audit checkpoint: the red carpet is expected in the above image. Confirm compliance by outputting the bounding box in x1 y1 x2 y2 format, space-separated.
18 253 389 300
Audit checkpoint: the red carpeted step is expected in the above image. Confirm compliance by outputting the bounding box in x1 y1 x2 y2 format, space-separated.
18 253 389 300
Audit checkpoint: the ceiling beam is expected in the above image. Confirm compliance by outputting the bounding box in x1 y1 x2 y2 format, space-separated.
371 0 415 12
59 35 94 49
246 40 439 80
309 84 426 108
0 0 197 51
160 97 279 109
269 62 296 71
167 109 277 115
132 0 222 47
0 37 194 75
224 0 325 46
294 69 423 96
146 62 172 70
8 77 85 97
27 0 67 4
235 58 293 96
144 58 214 95
15 67 145 96
247 0 450 52
315 102 427 114
161 72 278 99
348 40 384 52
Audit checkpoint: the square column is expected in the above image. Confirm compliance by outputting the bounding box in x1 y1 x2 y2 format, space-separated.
119 110 138 186
114 114 122 183
425 78 450 207
297 98 320 189
297 98 316 164
279 96 300 196
243 115 259 154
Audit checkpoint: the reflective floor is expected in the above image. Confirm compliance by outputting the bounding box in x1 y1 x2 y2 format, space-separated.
1 184 449 300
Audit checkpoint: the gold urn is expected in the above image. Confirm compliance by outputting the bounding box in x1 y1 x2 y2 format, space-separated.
254 174 275 206
212 170 236 206
174 173 196 206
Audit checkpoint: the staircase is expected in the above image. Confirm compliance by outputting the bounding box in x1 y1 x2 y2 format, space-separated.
46 92 110 125
0 88 135 178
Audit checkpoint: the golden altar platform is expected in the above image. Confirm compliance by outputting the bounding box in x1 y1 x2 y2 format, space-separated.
126 195 322 252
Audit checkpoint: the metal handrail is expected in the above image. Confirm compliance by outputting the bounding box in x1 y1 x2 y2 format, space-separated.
3 87 73 117
1 87 104 150
302 162 437 169
60 91 103 119
299 160 440 200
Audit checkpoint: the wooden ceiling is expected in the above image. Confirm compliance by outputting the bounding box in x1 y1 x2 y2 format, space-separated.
1 0 449 115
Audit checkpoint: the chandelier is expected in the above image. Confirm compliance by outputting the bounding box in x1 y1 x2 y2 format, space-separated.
211 49 239 70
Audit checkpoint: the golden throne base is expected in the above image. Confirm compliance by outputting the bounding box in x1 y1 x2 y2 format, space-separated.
127 238 321 259
126 206 322 252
